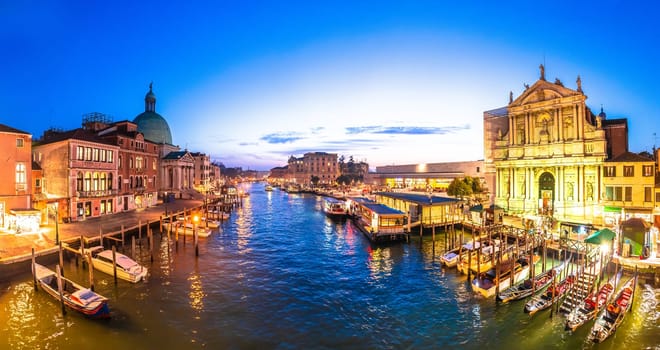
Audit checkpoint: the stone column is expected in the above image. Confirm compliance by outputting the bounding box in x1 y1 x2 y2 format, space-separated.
524 113 529 144
509 115 515 145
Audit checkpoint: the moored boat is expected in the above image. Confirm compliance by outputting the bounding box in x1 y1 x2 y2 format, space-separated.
323 197 347 218
88 246 148 283
457 240 502 275
265 185 273 191
588 275 636 343
565 277 615 331
32 263 110 318
497 262 564 303
524 274 575 315
201 217 222 229
440 242 480 268
162 221 214 237
471 257 531 298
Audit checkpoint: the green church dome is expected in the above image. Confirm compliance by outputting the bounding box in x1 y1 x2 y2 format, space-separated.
133 83 173 145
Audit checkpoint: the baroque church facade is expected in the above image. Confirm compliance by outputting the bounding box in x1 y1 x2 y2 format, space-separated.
484 66 619 226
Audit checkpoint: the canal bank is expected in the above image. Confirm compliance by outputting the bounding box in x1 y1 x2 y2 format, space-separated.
0 199 203 279
1 182 658 349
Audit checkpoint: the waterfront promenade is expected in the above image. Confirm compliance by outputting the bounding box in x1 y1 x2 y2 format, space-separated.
0 199 203 267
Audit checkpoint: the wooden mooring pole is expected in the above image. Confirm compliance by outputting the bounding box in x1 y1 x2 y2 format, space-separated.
59 241 64 277
32 248 37 291
86 252 94 291
111 245 118 283
56 265 66 316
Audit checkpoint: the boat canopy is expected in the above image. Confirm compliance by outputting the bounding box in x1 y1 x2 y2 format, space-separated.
584 228 616 245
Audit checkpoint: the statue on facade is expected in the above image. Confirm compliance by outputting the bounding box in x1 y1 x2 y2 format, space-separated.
576 75 582 92
566 182 574 200
586 182 593 200
539 64 545 80
509 91 513 104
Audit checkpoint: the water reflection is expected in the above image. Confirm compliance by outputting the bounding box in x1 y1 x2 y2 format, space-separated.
1 182 658 350
366 246 393 280
187 270 205 312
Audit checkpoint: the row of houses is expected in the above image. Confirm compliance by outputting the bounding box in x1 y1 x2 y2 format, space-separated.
269 152 369 187
0 85 221 234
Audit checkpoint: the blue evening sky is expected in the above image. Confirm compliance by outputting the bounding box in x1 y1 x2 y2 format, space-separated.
1 1 658 170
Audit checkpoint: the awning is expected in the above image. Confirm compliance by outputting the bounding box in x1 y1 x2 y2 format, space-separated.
603 206 622 213
584 228 616 244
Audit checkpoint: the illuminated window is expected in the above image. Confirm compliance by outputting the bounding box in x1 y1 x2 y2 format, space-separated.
118 156 122 169
93 148 99 162
100 173 107 190
107 199 113 213
604 166 616 177
85 147 92 161
77 146 84 160
77 172 84 191
93 172 99 191
623 166 634 177
100 149 107 162
129 157 134 169
107 151 113 162
84 172 91 191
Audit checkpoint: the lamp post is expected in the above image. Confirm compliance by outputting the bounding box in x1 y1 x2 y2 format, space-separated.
54 202 60 245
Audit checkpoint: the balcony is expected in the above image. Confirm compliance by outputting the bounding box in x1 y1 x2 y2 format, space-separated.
77 189 117 198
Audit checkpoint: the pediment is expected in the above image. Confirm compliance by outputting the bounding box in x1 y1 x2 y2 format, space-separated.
510 79 582 107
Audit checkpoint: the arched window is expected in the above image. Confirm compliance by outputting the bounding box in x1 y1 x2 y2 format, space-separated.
130 176 134 189
129 157 134 169
93 172 99 191
84 172 92 191
77 172 84 191
100 173 107 190
108 173 114 190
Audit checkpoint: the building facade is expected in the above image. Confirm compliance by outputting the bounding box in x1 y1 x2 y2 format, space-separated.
601 152 656 226
373 160 485 192
0 124 39 233
93 115 160 210
484 66 610 225
191 152 211 191
33 128 119 222
160 150 195 198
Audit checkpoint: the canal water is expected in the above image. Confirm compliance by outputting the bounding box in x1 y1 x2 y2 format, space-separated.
1 182 658 349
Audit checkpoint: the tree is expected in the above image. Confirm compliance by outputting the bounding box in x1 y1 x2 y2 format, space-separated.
310 175 320 186
336 175 351 186
447 178 472 199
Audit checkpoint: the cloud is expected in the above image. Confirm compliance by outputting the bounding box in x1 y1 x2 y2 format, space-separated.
345 125 470 135
260 132 306 144
239 142 259 146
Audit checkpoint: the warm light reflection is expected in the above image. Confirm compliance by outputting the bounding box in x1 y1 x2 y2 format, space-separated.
367 247 393 279
187 273 205 312
235 191 253 253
